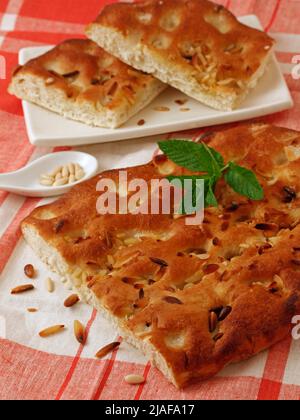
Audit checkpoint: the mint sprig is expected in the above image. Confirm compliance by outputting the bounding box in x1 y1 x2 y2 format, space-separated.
158 139 264 213
224 162 264 201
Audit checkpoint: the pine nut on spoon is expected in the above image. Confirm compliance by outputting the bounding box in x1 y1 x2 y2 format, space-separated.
0 151 98 198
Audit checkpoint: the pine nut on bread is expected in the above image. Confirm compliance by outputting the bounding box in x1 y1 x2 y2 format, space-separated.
86 0 275 111
21 124 300 388
8 39 166 129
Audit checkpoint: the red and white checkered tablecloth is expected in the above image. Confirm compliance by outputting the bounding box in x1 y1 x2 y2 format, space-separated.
0 0 300 401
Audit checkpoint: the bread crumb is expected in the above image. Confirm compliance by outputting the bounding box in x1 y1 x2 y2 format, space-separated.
154 106 170 112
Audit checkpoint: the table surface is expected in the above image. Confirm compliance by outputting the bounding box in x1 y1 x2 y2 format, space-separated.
0 0 300 401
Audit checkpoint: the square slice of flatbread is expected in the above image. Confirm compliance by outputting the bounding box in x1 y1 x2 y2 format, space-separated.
22 123 300 388
8 39 166 128
86 0 275 111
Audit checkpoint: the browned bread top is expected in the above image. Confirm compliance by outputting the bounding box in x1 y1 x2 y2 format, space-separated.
91 0 274 92
11 39 160 110
22 123 300 387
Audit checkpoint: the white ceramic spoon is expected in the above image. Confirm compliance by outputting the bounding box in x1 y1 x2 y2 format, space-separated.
0 151 99 197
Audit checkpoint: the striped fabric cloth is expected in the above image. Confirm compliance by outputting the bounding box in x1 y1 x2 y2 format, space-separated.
0 0 300 401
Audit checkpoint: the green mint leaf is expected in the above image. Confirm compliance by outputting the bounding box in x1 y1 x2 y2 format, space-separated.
205 178 218 208
159 140 223 177
224 162 264 201
167 175 206 215
202 143 224 174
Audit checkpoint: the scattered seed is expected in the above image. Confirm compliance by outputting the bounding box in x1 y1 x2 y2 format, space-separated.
46 278 55 293
283 186 296 203
258 243 272 255
226 202 239 212
74 320 86 345
210 306 223 316
255 223 277 231
154 106 170 112
124 374 145 385
63 70 80 78
163 296 183 305
137 119 145 126
269 282 279 293
11 284 34 294
87 276 96 288
24 264 35 279
218 306 232 321
54 220 65 233
212 237 220 246
213 332 224 342
104 232 113 249
154 154 168 165
175 99 188 106
27 308 38 313
150 257 168 267
221 221 229 232
203 264 219 275
209 311 218 333
95 342 120 359
39 325 65 338
64 294 80 308
45 77 55 85
139 289 145 299
194 253 210 260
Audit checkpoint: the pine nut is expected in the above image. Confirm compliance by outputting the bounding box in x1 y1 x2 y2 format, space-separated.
11 284 34 294
74 320 86 345
64 294 80 308
68 163 75 175
46 277 55 293
24 264 35 279
69 174 76 184
124 374 145 385
75 170 84 181
62 165 70 178
95 342 120 359
39 325 65 337
50 166 62 177
53 177 68 187
40 179 54 186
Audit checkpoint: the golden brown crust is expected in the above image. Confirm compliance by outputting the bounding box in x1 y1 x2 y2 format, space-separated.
8 39 165 127
88 0 274 104
22 123 300 387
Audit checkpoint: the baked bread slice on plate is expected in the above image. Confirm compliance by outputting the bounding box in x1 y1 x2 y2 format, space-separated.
8 39 166 129
22 123 300 388
86 0 275 111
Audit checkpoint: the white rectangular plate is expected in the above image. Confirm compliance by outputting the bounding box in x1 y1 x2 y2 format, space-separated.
19 15 293 147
